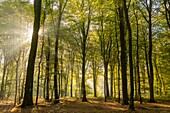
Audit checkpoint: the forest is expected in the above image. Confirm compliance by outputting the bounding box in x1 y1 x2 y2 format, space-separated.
0 0 170 112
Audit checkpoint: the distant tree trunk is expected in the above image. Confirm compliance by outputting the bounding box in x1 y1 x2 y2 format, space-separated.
159 66 166 95
21 0 42 107
119 4 129 105
110 64 114 97
0 62 7 100
133 6 142 103
136 14 142 104
75 65 80 98
115 16 120 103
154 54 162 95
45 34 50 100
144 36 150 89
14 51 21 106
40 62 44 98
4 70 9 98
43 73 46 99
92 59 97 97
60 45 64 97
134 60 137 99
36 32 44 105
141 60 146 94
65 62 70 96
70 51 75 97
20 59 26 101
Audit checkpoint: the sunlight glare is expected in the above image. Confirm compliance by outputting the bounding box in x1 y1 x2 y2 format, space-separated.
27 29 33 42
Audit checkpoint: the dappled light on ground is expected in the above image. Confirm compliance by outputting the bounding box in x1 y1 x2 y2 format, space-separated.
0 98 168 113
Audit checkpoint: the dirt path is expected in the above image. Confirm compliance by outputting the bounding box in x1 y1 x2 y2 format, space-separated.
1 98 170 113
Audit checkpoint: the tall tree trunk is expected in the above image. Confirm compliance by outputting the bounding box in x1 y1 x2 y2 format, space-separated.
81 1 91 102
53 0 68 103
21 0 42 107
45 34 50 100
148 0 155 102
123 0 134 109
53 2 63 104
119 4 129 105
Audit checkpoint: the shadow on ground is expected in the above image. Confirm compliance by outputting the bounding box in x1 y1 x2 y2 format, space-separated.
1 98 170 113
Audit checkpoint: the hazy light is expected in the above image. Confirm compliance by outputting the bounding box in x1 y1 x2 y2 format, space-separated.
30 0 33 4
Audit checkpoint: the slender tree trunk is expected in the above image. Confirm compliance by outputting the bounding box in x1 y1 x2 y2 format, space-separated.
45 34 50 100
110 64 114 97
14 59 20 106
136 16 142 104
144 37 150 89
60 46 64 97
70 51 75 97
0 63 7 100
133 7 142 103
21 0 42 107
115 17 121 103
92 59 97 97
134 60 137 99
65 63 70 96
154 55 162 95
36 32 44 105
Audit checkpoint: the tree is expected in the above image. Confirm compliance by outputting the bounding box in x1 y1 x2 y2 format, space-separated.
123 0 134 109
51 0 68 104
139 0 155 102
118 1 129 105
133 3 142 104
21 0 42 107
163 0 170 29
80 0 91 101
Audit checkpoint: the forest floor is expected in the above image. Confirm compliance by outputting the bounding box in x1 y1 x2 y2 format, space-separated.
1 97 170 113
